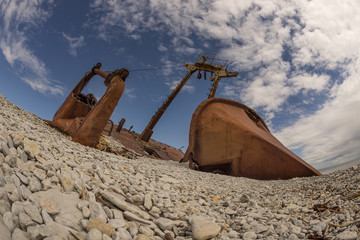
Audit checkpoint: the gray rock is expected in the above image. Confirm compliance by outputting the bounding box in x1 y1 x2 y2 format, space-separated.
123 211 152 225
82 206 91 218
18 149 28 162
28 177 42 192
59 173 74 192
132 194 144 205
41 209 54 225
336 231 358 240
12 135 22 148
27 222 77 239
289 233 299 240
275 223 288 235
0 223 11 240
19 212 35 229
77 200 89 209
11 228 30 240
108 218 127 229
24 202 43 224
128 221 139 237
33 169 46 181
7 136 14 149
30 189 83 229
86 191 96 202
224 207 237 215
11 201 24 216
94 166 105 183
135 234 150 240
112 228 132 240
154 228 165 238
239 194 251 203
289 224 302 237
89 202 107 222
80 219 89 230
103 206 113 219
189 215 221 240
19 185 31 200
43 236 68 240
0 166 5 187
86 228 102 240
7 187 20 202
243 231 257 239
139 225 154 237
144 193 153 211
103 234 112 240
23 138 40 159
1 141 11 157
15 172 29 185
228 230 239 238
101 190 150 220
254 224 268 234
5 155 17 168
3 211 15 232
9 148 17 156
112 209 124 220
154 217 174 231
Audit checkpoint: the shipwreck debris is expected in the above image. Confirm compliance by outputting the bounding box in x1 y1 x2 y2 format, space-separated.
182 97 321 180
116 118 126 132
140 53 238 142
46 63 129 148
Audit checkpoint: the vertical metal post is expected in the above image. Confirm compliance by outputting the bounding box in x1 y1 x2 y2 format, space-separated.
116 118 126 132
208 76 221 98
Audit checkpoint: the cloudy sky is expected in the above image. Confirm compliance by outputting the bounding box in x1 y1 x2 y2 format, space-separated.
1 0 359 169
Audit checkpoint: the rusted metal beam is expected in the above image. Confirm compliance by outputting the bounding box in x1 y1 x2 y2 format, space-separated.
116 118 126 132
140 54 238 142
46 63 129 148
104 120 114 136
140 68 197 142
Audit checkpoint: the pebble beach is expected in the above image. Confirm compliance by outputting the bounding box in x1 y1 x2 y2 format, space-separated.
0 94 359 240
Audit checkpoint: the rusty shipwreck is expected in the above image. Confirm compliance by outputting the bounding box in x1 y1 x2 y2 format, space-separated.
46 55 320 180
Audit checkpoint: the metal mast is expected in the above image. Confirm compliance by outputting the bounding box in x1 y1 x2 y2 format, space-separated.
140 54 238 142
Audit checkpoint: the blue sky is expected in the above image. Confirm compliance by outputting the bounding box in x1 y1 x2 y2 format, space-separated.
1 0 360 169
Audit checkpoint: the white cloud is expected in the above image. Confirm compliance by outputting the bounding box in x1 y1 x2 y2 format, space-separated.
124 88 137 102
62 33 85 57
165 79 195 94
0 0 64 95
158 43 168 52
289 73 330 93
275 58 360 168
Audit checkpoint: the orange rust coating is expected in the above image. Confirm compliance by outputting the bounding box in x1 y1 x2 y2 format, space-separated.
183 98 321 180
72 75 125 147
47 64 128 148
93 68 109 80
49 70 96 134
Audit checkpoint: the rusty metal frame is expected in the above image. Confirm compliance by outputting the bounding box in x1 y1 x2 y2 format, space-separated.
46 63 129 147
104 120 114 136
140 54 238 142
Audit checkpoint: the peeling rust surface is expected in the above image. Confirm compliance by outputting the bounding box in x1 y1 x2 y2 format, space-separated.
183 98 321 180
46 63 129 148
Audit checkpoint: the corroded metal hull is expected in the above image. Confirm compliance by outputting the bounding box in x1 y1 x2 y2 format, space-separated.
183 98 321 180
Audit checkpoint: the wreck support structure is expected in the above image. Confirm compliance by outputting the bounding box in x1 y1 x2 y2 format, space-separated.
140 54 238 142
